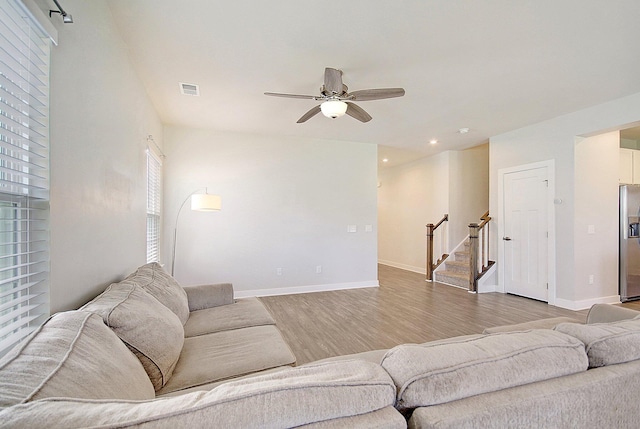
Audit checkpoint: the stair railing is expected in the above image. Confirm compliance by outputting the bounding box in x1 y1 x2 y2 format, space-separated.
426 214 449 281
468 211 491 292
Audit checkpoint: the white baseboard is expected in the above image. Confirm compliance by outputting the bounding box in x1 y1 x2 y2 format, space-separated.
378 259 425 275
235 280 379 298
554 295 621 311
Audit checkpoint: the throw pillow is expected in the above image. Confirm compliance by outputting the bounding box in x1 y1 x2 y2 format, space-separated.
0 311 154 409
126 262 190 325
81 282 184 390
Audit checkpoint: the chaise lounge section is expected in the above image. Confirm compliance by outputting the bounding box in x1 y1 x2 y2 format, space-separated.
79 262 297 396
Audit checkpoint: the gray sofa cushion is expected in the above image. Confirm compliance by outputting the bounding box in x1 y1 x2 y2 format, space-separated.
407 359 640 429
483 316 581 334
555 318 640 367
183 297 275 337
126 262 190 325
381 330 588 410
585 303 640 324
184 283 234 311
0 360 398 428
307 349 388 366
81 282 184 391
299 406 406 428
156 324 296 395
0 311 154 409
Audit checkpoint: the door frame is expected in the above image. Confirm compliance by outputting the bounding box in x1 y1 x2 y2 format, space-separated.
497 159 556 305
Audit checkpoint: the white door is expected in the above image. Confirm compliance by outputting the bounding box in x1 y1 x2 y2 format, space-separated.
503 167 548 301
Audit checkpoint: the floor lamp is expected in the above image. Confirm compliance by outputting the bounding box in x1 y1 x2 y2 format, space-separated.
171 188 221 276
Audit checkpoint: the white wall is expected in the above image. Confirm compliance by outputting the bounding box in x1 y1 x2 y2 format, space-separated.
490 91 640 309
378 145 489 273
449 144 490 246
42 0 163 312
378 152 449 273
574 131 619 303
162 126 378 295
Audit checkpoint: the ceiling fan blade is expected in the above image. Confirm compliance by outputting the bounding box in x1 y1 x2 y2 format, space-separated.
296 105 322 123
345 102 372 123
349 88 405 101
264 92 316 100
324 68 344 94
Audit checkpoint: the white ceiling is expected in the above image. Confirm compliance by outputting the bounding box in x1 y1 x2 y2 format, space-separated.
107 1 640 167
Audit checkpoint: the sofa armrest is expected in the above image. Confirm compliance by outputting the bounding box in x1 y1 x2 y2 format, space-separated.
183 283 234 312
586 303 640 324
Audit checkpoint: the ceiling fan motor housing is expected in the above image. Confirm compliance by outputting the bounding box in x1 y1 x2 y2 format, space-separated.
321 84 348 97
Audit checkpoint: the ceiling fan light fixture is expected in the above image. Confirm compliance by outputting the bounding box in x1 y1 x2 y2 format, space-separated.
320 100 348 119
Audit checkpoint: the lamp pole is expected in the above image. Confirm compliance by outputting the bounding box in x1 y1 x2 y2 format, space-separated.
171 188 221 276
171 190 198 276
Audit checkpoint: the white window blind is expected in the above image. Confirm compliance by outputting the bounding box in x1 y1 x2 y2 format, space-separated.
146 147 162 263
0 0 51 357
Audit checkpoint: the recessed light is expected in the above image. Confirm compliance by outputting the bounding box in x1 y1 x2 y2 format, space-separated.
382 158 389 163
429 139 438 145
458 127 470 134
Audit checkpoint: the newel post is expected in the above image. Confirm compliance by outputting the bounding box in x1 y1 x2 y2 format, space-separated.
426 223 435 281
468 223 479 292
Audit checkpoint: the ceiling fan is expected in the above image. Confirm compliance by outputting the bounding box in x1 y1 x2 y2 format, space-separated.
264 67 405 123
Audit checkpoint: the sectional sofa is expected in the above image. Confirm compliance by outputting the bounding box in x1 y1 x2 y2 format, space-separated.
1 263 640 428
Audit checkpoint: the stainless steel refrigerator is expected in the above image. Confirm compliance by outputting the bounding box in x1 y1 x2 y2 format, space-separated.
620 184 640 301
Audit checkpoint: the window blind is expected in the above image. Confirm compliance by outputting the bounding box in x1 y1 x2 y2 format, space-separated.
0 0 51 357
146 147 162 263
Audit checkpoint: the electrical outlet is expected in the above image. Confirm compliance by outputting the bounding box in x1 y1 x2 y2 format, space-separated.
276 268 282 276
316 265 322 274
588 274 594 284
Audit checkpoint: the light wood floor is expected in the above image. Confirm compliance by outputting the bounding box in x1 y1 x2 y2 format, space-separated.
260 264 640 365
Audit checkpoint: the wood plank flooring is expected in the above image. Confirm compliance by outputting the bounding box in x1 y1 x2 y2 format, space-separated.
260 264 640 365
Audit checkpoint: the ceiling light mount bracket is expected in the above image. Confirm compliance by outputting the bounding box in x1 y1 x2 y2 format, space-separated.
49 0 73 23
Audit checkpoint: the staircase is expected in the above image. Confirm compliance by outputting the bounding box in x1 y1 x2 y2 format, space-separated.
426 211 493 291
434 240 470 288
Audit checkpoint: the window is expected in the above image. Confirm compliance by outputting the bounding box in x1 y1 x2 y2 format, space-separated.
146 147 162 263
0 0 52 357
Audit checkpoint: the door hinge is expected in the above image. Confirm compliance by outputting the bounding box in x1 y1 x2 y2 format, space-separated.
543 179 548 187
546 283 549 290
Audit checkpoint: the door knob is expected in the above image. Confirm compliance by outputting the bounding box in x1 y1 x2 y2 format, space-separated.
503 237 512 241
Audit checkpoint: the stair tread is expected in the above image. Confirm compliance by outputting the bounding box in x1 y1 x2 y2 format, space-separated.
436 270 468 279
435 270 469 288
443 261 468 274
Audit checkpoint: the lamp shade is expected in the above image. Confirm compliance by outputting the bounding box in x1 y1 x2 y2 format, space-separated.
320 100 348 118
191 193 221 211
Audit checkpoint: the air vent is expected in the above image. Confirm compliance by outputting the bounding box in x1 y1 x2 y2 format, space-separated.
179 82 200 96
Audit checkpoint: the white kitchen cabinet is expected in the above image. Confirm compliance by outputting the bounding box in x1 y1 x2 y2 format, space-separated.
619 148 640 184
